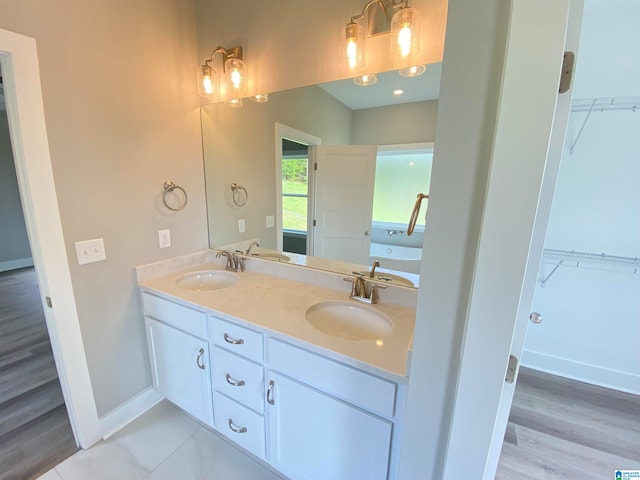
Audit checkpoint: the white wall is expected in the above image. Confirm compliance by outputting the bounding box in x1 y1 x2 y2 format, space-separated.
0 0 208 415
0 109 32 271
523 0 640 393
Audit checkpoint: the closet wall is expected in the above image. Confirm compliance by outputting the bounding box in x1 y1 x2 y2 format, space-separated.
522 0 640 394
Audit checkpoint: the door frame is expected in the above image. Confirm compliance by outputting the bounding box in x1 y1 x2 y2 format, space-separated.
0 28 101 448
439 0 575 477
274 123 321 253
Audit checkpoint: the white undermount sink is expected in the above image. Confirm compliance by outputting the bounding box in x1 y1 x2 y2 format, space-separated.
175 270 238 291
305 301 394 341
251 252 291 262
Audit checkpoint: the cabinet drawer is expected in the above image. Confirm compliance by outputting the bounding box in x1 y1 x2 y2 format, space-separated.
211 347 264 413
214 392 265 459
268 338 396 418
142 292 206 339
209 317 263 362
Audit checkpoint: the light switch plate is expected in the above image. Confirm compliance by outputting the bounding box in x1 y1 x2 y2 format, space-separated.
158 229 171 248
266 215 275 228
75 238 106 265
238 219 246 233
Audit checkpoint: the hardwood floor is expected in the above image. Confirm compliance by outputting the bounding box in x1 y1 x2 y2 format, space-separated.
497 367 640 479
0 267 77 480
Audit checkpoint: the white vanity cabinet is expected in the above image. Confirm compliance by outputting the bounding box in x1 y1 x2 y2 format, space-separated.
266 338 399 480
142 292 213 427
209 316 266 459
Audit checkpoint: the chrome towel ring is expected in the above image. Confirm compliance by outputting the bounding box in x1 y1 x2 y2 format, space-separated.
407 193 429 236
162 181 188 211
230 183 248 207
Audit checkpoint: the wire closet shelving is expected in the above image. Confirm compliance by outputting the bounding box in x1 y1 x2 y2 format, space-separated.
540 248 640 287
569 96 639 154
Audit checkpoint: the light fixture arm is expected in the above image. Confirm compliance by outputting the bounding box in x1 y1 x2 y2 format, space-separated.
202 45 243 72
349 0 409 24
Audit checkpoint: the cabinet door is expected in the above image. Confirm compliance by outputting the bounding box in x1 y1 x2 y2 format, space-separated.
267 372 392 480
146 318 213 427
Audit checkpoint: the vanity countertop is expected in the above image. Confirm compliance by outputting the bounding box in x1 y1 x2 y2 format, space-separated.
138 262 415 379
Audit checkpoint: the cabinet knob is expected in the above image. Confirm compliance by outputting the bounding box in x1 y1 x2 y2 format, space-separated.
196 348 206 370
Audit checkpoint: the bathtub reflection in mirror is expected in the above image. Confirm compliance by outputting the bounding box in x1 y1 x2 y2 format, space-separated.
201 66 442 288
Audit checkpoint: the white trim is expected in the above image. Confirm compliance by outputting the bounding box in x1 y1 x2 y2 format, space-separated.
0 257 34 272
0 28 101 448
522 350 640 396
376 142 434 155
100 387 164 439
440 1 571 478
274 123 321 253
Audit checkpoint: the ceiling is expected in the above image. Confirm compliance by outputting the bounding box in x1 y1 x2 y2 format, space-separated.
319 62 442 110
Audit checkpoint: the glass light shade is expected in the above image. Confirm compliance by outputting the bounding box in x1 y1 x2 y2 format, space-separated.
248 93 269 103
391 7 421 63
225 98 243 108
224 57 247 97
399 64 426 77
353 73 378 86
343 23 365 70
198 65 217 98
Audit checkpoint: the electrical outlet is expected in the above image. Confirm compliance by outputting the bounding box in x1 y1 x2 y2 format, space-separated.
266 215 275 228
75 238 106 265
158 229 171 248
238 219 246 233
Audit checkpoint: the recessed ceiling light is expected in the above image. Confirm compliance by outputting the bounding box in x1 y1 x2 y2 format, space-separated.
393 89 405 96
353 73 378 86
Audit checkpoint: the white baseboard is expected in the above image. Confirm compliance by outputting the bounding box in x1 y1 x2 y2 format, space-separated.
521 349 640 395
99 387 163 439
0 257 34 272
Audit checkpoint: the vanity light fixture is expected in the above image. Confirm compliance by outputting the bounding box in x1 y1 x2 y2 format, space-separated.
248 93 269 103
399 64 426 77
343 0 422 75
354 73 378 86
198 45 247 103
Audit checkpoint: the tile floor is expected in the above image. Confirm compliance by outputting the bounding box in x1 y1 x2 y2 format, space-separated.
35 401 284 480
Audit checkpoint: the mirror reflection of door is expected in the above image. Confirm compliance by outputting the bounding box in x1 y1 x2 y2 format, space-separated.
311 145 377 265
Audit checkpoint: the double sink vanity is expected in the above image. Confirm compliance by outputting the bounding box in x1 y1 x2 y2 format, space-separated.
136 249 417 480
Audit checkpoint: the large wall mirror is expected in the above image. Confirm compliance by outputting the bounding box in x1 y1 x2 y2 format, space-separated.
201 64 442 288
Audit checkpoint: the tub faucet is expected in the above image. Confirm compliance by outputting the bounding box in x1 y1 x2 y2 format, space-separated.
245 241 260 255
369 260 380 278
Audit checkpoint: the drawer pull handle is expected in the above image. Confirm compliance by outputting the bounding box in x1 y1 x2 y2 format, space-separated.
196 348 206 370
225 373 246 387
267 379 275 405
223 333 244 345
228 419 247 434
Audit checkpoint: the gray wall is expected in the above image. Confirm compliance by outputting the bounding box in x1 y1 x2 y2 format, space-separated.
0 0 208 416
352 100 439 145
202 85 352 249
0 109 32 269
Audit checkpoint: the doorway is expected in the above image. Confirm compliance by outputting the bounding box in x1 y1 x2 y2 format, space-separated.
496 0 640 475
0 71 77 479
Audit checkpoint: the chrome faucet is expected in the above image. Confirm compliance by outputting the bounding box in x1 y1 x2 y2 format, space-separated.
245 241 260 255
369 260 380 278
216 250 244 272
352 274 367 298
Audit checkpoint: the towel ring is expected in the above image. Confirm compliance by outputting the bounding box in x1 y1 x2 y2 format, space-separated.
407 193 429 236
230 183 248 207
162 181 188 211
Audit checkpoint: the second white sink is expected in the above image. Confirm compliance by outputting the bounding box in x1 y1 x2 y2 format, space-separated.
305 301 394 341
175 270 238 291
